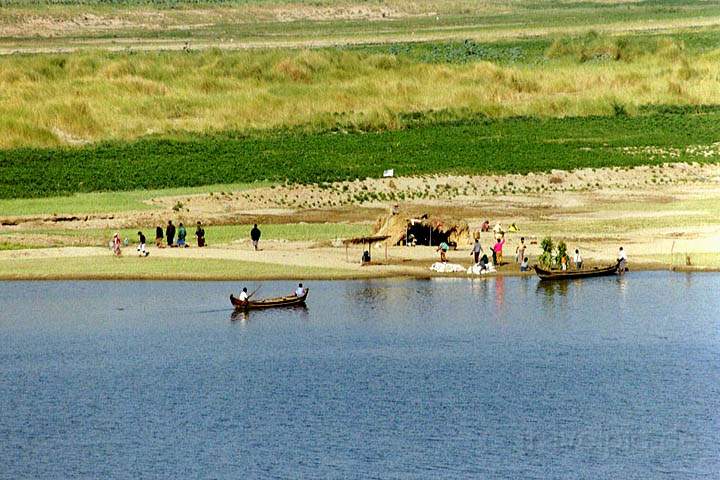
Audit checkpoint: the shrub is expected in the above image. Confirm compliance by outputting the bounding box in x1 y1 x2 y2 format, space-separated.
554 240 568 267
538 237 554 267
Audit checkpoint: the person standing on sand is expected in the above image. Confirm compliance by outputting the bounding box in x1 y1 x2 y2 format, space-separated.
137 231 149 257
177 222 187 248
470 238 483 264
166 220 176 247
250 224 261 251
492 234 505 265
617 247 627 274
112 232 122 256
195 222 206 247
515 237 526 264
573 249 583 270
155 226 165 248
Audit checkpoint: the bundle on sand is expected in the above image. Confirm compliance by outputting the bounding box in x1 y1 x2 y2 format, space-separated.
373 211 471 247
467 263 497 275
430 262 466 273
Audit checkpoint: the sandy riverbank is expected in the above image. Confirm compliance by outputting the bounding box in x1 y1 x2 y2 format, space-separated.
1 163 720 280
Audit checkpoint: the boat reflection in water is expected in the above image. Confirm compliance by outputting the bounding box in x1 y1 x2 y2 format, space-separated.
230 305 309 322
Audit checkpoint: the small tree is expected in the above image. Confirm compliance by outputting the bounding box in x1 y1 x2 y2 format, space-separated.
538 236 554 267
555 240 568 267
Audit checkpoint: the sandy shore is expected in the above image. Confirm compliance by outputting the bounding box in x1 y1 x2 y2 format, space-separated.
2 163 720 280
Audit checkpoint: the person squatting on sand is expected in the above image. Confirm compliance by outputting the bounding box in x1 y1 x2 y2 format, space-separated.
177 223 188 248
520 257 530 272
437 241 449 262
155 226 165 248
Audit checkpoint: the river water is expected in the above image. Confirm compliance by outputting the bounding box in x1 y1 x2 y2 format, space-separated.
1 272 718 479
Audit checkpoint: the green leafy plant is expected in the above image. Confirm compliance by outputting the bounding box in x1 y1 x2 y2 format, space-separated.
554 240 568 267
538 236 554 267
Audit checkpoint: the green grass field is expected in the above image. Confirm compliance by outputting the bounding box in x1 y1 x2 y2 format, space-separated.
0 223 372 249
0 182 266 215
2 108 720 198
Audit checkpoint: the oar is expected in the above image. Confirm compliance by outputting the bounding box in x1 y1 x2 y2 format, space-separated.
247 285 261 300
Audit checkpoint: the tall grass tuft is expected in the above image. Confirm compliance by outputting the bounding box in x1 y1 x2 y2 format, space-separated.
0 38 719 148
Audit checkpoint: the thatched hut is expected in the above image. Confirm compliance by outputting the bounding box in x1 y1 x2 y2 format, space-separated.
373 211 471 247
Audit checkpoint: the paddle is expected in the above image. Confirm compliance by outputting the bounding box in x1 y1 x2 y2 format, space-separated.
247 285 261 300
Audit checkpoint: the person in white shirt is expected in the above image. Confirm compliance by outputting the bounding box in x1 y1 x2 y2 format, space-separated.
617 247 627 274
294 283 306 297
520 257 529 272
573 249 583 270
238 287 249 302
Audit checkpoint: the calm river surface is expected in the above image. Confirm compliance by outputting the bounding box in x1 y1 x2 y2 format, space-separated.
1 272 719 479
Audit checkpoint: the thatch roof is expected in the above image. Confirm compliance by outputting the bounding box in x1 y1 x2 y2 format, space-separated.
342 235 391 246
373 211 471 246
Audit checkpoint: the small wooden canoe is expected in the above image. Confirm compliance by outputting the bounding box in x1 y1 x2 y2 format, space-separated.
230 289 309 310
534 263 618 281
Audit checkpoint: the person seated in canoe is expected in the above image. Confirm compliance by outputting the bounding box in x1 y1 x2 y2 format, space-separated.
294 283 306 297
237 287 249 304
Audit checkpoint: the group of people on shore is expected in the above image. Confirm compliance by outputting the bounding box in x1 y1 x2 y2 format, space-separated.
438 220 627 274
111 220 207 256
113 222 264 257
152 220 206 250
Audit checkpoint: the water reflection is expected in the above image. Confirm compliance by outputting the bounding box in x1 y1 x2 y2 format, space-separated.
2 276 720 479
230 305 309 323
617 276 628 298
230 309 249 322
494 275 505 309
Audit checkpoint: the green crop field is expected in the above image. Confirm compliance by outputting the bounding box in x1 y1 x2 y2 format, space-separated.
2 107 720 199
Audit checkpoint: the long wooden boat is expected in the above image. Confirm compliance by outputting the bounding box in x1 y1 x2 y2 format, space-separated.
230 290 309 310
534 263 619 281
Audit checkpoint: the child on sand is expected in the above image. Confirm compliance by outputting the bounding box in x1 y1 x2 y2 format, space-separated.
112 232 122 256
